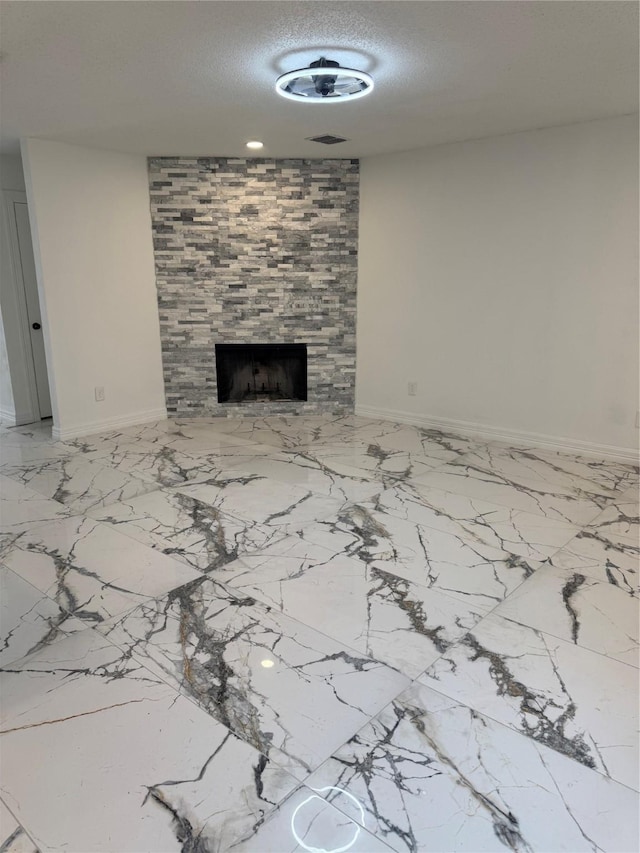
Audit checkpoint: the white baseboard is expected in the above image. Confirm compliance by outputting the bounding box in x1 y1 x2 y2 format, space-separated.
355 405 639 464
0 406 39 427
52 407 168 441
0 405 17 426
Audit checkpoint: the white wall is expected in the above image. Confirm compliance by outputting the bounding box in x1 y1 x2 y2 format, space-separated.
356 115 639 458
21 139 166 438
0 155 26 192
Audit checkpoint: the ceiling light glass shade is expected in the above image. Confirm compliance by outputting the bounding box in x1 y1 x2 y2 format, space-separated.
246 140 264 149
275 62 374 103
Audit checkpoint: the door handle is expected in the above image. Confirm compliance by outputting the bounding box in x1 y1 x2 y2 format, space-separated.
32 322 41 330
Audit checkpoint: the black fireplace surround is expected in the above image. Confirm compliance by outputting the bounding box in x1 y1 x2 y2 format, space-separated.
215 343 308 403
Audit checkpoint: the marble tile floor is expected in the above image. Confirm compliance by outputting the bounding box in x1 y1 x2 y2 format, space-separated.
0 414 638 853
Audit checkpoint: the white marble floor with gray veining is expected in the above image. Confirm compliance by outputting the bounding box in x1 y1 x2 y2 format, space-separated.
0 414 638 853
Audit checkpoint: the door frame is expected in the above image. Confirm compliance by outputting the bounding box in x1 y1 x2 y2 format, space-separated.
1 189 43 424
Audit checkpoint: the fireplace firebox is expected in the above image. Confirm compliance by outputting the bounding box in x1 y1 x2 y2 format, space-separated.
215 343 307 404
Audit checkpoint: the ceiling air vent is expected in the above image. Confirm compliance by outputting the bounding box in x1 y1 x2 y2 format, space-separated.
306 134 349 145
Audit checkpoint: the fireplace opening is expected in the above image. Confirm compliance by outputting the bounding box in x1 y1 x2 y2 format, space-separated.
215 343 308 403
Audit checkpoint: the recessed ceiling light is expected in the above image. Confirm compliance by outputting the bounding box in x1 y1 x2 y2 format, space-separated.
276 57 373 104
261 659 275 668
246 140 264 149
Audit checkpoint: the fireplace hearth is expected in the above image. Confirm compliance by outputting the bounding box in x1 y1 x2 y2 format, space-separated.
215 343 307 404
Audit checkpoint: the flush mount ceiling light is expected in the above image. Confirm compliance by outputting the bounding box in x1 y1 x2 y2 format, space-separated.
275 57 373 103
246 140 264 149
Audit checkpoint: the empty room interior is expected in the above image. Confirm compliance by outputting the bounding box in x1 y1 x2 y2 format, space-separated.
0 1 639 851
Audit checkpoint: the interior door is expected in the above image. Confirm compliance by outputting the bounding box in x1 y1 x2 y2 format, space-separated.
13 201 52 419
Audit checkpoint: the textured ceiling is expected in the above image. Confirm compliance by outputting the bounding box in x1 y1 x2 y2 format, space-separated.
0 0 638 158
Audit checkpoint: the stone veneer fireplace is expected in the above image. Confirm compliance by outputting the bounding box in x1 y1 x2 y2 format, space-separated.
147 157 359 417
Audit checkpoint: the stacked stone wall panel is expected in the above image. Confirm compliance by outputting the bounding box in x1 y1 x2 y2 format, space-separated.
148 157 359 417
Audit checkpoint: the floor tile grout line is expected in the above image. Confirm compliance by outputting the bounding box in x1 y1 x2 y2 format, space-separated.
450 442 640 483
4 427 636 619
275 671 640 842
2 412 638 845
89 508 289 577
224 524 541 619
292 780 397 852
0 794 42 853
3 513 633 688
0 561 98 640
337 495 582 565
216 560 482 684
6 422 633 520
96 572 411 690
0 458 167 515
88 578 417 798
404 542 640 682
0 621 300 853
364 473 610 532
414 456 635 508
540 552 640 590
469 608 640 670
408 674 640 796
80 469 631 649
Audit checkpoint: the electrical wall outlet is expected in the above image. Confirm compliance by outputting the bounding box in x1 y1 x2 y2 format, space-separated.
95 386 105 402
408 381 418 397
